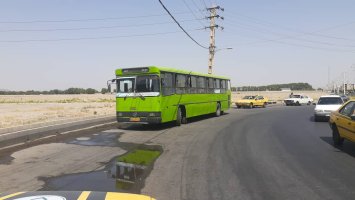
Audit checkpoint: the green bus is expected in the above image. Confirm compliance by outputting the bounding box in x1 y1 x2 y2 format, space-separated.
109 66 231 125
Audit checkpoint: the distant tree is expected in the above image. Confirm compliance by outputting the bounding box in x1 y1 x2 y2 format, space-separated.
101 88 109 94
0 87 101 95
49 89 62 94
86 88 98 94
237 83 314 91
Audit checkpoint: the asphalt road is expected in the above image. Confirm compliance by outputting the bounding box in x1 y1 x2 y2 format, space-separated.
2 105 355 200
143 105 355 200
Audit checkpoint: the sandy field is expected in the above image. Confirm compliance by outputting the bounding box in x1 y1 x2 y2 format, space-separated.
232 91 328 103
0 94 116 130
0 91 329 130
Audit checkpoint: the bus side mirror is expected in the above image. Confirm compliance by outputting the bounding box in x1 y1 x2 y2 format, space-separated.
107 79 116 93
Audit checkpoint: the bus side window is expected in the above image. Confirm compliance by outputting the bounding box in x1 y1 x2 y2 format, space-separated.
161 72 174 96
176 74 187 94
190 76 197 94
197 76 205 94
208 78 214 93
221 80 226 93
214 79 221 93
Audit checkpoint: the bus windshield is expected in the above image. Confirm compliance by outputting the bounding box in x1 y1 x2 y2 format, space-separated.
117 77 135 93
136 75 160 93
117 75 160 96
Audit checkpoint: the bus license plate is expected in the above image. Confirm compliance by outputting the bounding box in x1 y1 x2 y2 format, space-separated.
130 117 141 122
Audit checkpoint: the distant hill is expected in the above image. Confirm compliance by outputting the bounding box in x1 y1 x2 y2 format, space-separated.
233 83 314 91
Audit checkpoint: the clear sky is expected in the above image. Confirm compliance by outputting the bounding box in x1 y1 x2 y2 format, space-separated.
0 0 354 91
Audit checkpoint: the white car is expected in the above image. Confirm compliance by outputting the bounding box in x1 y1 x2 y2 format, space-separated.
314 95 344 121
284 94 313 106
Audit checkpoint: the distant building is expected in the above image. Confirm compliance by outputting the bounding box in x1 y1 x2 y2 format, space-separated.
281 88 291 92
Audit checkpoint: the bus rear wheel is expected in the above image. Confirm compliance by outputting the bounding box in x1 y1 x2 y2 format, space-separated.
215 103 221 117
176 107 182 126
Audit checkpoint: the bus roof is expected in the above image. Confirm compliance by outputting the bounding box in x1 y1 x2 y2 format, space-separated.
115 66 229 80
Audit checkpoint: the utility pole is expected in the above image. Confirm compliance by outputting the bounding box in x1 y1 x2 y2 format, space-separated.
206 6 224 74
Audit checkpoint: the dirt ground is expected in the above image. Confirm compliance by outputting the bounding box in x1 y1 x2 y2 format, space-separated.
0 94 116 129
0 92 328 130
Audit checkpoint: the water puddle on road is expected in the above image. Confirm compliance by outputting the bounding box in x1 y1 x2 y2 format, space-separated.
40 145 162 193
67 131 123 147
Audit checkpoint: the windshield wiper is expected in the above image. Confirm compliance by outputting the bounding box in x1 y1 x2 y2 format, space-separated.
134 90 145 100
123 93 129 100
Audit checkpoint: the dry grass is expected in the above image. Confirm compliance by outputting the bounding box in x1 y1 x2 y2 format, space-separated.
0 94 116 129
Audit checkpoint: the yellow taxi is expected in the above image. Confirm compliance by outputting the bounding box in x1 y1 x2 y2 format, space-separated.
329 100 355 146
235 95 269 109
0 191 155 200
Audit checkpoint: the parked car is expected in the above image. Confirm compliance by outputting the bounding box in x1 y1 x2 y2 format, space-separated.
235 95 269 108
340 94 350 102
329 100 355 146
314 95 344 121
284 94 313 106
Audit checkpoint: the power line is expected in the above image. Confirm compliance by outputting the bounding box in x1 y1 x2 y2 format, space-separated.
0 11 193 24
200 0 208 8
181 0 206 27
158 0 208 49
190 0 208 16
0 29 200 43
0 19 201 33
225 30 355 53
224 12 355 42
224 21 355 48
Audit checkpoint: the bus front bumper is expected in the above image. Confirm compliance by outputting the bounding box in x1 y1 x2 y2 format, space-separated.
116 112 161 124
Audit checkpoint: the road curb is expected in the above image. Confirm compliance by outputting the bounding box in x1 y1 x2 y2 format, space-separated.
0 115 117 150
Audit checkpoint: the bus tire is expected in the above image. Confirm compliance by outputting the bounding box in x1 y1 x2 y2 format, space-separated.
263 102 267 108
215 103 221 117
176 107 182 126
180 106 187 124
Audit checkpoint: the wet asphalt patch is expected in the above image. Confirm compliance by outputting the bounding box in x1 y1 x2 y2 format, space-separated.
0 154 14 165
42 127 165 193
66 131 123 147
